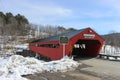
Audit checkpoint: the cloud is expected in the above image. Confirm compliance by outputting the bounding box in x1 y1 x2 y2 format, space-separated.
73 0 120 18
0 0 72 24
80 10 113 18
1 0 72 17
24 4 72 24
27 5 72 17
96 0 120 16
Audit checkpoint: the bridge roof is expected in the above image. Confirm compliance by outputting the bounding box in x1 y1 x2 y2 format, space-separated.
32 28 87 43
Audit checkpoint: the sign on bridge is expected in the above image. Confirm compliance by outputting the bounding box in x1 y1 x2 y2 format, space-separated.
60 36 68 44
60 36 68 58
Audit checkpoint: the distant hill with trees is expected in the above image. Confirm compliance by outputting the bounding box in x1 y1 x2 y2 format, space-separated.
102 33 120 47
0 12 33 36
0 11 77 43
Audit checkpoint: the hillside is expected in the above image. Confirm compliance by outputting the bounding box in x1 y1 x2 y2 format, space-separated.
102 33 120 47
0 12 32 36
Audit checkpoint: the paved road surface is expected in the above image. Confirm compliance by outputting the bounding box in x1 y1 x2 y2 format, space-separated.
24 58 120 80
79 58 120 80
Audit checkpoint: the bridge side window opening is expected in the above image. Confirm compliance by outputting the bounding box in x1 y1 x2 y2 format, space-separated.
37 44 60 48
74 44 86 49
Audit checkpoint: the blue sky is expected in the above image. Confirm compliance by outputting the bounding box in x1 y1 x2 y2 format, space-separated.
0 0 120 34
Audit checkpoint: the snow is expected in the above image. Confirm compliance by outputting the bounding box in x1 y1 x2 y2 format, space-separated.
14 44 29 52
14 44 29 50
0 55 79 80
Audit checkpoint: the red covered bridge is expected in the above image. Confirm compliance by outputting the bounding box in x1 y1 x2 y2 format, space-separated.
29 27 104 60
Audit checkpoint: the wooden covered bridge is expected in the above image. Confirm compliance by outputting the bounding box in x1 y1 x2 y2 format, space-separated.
29 27 104 60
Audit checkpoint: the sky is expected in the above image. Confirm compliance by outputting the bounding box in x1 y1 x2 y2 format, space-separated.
0 0 120 35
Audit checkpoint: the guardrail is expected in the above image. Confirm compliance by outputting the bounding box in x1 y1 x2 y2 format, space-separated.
99 54 120 60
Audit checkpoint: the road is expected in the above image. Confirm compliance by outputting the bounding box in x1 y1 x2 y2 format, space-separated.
79 58 120 80
24 58 120 80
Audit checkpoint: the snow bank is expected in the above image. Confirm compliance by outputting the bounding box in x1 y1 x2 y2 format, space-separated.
0 55 80 80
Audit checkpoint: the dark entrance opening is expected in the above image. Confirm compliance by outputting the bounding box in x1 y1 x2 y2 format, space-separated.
72 40 101 58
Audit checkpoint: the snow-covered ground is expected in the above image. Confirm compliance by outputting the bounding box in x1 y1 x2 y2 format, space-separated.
14 43 29 52
0 43 120 80
0 55 80 80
